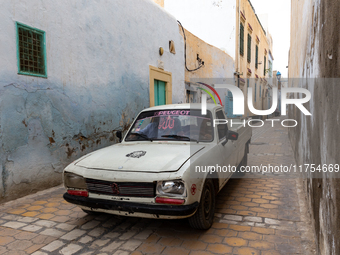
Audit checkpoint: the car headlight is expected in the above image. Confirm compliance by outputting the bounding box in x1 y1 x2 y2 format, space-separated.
64 172 87 189
156 180 186 197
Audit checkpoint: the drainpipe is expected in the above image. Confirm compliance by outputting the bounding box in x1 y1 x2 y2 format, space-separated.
234 0 241 88
238 0 241 75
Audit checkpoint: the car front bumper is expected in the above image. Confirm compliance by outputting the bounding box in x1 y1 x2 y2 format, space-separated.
63 193 198 219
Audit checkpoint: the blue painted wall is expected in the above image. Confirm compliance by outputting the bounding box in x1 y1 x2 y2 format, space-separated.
0 0 185 202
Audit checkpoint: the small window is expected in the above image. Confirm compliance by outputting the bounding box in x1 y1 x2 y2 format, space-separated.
260 85 261 98
247 34 251 63
240 23 244 56
216 110 227 141
16 22 47 77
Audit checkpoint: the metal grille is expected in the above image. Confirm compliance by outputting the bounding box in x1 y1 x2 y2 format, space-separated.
86 179 155 197
17 24 45 76
247 34 251 63
255 45 258 69
240 23 244 56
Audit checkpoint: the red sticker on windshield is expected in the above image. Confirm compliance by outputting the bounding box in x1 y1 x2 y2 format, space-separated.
191 184 197 195
159 116 174 130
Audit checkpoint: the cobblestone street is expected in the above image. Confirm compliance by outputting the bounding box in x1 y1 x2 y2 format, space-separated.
0 119 316 255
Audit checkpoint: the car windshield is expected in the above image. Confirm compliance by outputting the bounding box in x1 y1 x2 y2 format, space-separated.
125 109 214 142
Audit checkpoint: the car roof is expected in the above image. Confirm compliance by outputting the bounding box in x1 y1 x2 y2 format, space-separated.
142 103 222 112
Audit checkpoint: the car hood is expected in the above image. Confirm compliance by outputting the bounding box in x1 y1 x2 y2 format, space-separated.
75 142 205 173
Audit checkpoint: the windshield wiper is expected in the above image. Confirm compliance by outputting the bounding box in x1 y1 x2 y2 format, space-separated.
130 132 153 142
161 135 198 143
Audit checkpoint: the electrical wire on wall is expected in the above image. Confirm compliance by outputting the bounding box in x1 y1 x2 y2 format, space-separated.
177 20 204 72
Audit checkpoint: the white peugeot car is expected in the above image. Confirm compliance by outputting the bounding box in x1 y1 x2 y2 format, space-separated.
63 103 251 229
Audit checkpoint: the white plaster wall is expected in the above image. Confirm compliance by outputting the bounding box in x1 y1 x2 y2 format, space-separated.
164 0 236 59
0 0 185 201
0 0 185 103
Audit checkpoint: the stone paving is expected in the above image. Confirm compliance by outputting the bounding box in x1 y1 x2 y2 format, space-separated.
0 118 316 255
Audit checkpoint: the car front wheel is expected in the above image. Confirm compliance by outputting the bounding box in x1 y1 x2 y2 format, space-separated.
188 179 215 229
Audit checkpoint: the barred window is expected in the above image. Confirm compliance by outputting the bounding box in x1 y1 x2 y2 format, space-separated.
16 22 47 77
247 34 251 63
240 23 244 56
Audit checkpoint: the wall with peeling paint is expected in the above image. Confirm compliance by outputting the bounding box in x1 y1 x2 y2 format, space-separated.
288 0 340 254
0 0 185 202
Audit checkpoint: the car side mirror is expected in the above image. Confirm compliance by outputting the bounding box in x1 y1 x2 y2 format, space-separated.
116 131 122 143
227 130 238 141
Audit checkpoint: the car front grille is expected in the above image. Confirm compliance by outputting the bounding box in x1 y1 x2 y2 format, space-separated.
86 178 155 197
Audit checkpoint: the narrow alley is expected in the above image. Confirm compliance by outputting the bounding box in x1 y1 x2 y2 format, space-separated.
0 119 316 255
1 0 339 254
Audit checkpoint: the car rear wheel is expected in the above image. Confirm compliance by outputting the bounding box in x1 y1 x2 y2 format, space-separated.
188 179 215 229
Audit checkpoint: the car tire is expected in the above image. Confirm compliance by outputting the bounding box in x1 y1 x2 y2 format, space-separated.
188 179 215 229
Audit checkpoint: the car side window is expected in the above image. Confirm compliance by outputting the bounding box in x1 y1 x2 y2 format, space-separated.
216 110 228 141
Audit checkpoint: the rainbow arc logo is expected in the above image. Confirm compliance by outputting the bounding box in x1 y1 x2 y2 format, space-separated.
197 82 223 106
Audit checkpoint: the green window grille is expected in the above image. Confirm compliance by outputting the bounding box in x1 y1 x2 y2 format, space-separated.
240 23 244 56
260 85 261 97
247 79 249 87
247 34 251 63
16 22 47 77
255 45 259 69
264 56 266 76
